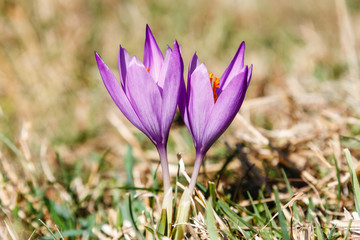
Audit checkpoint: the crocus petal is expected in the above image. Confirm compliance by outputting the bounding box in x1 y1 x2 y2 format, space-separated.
187 53 201 102
143 25 164 82
157 46 173 90
201 67 248 153
188 53 201 80
118 45 131 88
187 63 215 147
178 69 189 130
125 57 163 144
219 42 245 93
159 41 183 144
95 52 148 135
247 64 253 86
179 53 201 136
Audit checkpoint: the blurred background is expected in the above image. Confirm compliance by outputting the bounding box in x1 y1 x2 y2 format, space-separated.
1 0 359 143
1 0 360 237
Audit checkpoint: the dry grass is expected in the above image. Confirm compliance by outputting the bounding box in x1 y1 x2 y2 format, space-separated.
0 0 360 239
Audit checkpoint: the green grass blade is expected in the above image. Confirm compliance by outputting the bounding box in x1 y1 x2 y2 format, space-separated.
172 188 191 240
126 194 144 240
156 208 167 235
344 219 352 240
332 154 342 204
341 135 360 149
144 226 165 239
341 135 360 143
225 198 258 216
206 197 219 240
56 153 70 189
281 169 302 221
249 192 273 239
0 133 24 159
208 181 217 208
274 187 290 240
315 218 325 240
124 145 134 187
259 190 278 229
328 224 342 240
247 192 261 218
281 169 293 195
116 204 123 230
218 200 254 238
306 197 314 222
221 228 240 240
114 186 162 192
38 219 58 240
246 192 272 238
344 149 360 215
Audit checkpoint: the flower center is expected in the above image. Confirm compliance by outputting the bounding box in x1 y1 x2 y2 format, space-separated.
146 68 150 72
209 72 220 102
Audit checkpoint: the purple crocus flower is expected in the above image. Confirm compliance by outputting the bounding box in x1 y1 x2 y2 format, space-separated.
95 25 183 193
179 42 252 194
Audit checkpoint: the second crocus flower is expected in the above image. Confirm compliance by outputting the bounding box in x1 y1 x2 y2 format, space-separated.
95 26 183 194
179 42 253 194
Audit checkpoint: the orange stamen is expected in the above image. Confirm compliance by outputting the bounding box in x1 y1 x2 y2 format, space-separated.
146 68 150 72
209 72 220 102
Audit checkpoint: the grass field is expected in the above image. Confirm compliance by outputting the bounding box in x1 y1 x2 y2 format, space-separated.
1 0 360 239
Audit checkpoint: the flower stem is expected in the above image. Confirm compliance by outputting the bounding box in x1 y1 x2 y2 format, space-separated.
188 152 204 195
157 145 171 194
